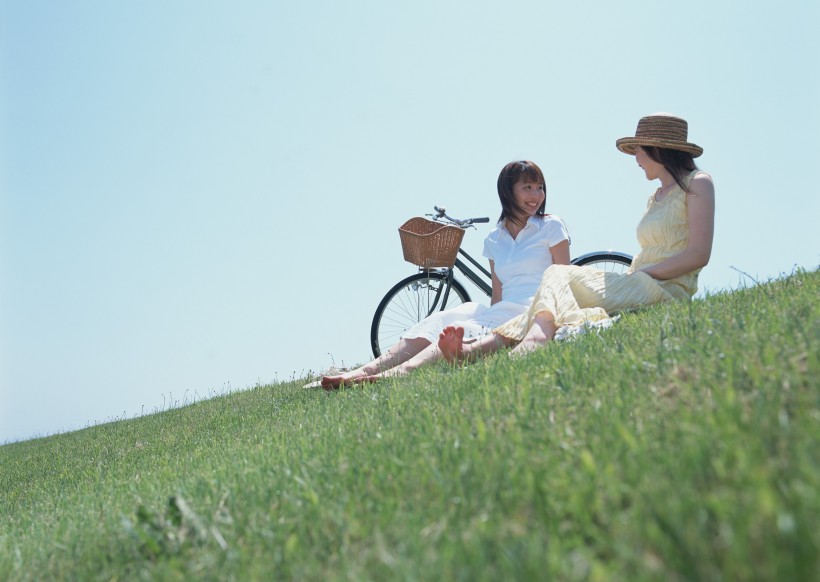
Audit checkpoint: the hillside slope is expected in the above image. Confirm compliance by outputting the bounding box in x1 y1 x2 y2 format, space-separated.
1 269 818 581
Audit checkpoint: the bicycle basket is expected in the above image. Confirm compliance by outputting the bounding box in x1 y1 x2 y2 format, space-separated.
398 217 465 269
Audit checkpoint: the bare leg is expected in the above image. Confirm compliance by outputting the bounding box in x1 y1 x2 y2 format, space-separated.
322 337 430 388
438 326 514 364
362 340 449 381
509 311 557 355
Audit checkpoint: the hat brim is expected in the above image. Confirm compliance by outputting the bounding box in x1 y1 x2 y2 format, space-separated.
616 137 703 158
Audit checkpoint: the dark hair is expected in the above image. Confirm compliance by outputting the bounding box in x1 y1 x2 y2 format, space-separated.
497 160 547 227
643 147 699 192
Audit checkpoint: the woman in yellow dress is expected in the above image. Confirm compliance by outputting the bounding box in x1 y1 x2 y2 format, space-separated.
439 112 715 361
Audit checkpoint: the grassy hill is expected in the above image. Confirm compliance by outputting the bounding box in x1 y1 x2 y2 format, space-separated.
1 269 818 581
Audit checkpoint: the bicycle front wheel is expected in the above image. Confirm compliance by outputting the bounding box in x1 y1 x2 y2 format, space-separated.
370 272 471 358
571 251 632 274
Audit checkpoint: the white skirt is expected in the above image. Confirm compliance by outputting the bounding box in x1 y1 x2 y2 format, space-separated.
402 300 529 343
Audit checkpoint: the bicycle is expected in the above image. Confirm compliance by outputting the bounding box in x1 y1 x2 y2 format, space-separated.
370 206 633 358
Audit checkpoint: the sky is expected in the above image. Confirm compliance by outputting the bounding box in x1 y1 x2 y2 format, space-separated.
1 0 818 444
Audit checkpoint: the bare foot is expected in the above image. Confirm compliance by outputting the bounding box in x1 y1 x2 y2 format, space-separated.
321 369 368 389
438 326 465 363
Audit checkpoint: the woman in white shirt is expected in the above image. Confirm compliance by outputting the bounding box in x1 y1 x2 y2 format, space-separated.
321 160 570 388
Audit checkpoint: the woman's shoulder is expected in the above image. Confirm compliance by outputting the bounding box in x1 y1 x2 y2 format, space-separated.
531 214 570 243
533 213 564 223
484 221 506 243
686 170 715 197
533 213 567 229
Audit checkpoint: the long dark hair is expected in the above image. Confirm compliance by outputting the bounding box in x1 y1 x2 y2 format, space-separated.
497 160 547 227
643 147 699 192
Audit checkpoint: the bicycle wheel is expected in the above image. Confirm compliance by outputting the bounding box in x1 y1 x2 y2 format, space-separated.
370 272 471 358
571 251 633 274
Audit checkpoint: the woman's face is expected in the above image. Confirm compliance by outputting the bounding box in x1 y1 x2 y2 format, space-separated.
635 146 664 181
512 179 545 219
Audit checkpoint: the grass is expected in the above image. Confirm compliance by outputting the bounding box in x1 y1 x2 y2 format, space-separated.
1 269 818 581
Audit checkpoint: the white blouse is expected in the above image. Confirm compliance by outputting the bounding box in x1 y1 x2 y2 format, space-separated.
482 214 570 305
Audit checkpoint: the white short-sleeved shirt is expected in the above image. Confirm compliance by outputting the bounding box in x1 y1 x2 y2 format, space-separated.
401 214 569 343
483 214 570 305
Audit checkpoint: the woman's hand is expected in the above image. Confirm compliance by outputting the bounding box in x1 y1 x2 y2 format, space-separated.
641 173 715 280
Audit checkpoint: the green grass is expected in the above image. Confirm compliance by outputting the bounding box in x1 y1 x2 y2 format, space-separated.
1 269 818 581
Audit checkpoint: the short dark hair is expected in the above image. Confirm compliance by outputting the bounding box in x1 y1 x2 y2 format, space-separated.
497 160 546 226
643 147 698 192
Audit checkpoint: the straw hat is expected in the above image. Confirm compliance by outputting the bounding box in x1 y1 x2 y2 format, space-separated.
616 113 703 157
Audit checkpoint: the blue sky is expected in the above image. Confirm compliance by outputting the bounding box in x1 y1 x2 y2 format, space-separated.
1 0 818 443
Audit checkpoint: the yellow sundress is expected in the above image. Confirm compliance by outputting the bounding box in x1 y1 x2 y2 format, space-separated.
494 170 707 341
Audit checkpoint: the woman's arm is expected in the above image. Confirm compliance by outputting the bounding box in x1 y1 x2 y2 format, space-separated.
489 260 502 305
640 173 715 280
550 239 571 266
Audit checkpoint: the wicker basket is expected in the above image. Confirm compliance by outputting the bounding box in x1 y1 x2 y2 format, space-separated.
398 217 465 269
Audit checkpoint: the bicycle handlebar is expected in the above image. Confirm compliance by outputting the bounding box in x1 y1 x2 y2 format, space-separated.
431 206 490 228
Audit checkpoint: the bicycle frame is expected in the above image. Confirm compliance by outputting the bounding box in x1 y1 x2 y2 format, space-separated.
418 247 492 317
453 248 492 295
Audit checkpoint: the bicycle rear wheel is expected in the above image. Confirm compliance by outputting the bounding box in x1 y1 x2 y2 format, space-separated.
370 272 471 358
571 251 632 274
